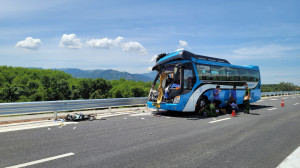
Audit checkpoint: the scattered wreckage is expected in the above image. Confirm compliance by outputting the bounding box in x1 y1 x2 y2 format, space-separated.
65 113 95 121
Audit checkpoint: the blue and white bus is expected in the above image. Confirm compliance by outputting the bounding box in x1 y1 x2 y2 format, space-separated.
147 50 261 112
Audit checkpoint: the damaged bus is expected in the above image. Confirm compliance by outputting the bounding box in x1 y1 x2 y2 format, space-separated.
147 50 261 112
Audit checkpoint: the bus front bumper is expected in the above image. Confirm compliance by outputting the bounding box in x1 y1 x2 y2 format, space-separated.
147 101 182 111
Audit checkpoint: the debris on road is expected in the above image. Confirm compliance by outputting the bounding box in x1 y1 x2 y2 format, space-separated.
65 113 95 122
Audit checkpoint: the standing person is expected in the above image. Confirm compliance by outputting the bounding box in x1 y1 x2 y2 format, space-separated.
244 83 251 114
213 85 221 109
230 86 237 103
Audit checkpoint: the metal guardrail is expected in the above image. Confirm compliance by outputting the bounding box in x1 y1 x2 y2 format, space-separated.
0 91 299 116
0 97 148 116
261 91 300 97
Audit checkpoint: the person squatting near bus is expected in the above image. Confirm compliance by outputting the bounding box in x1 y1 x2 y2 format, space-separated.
226 96 239 114
244 83 251 114
199 101 219 117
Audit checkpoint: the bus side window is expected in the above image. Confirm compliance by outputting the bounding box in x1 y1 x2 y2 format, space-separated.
211 66 226 81
234 69 240 81
211 71 218 80
196 64 211 81
226 67 239 81
250 70 260 82
239 69 249 81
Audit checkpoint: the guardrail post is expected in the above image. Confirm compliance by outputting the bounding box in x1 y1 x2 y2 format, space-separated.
54 111 57 120
53 101 58 120
109 107 112 113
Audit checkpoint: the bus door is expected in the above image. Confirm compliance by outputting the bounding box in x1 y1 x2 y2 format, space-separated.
182 63 196 94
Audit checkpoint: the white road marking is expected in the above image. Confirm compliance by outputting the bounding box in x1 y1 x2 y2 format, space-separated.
283 97 288 99
6 152 75 168
209 118 231 123
267 108 277 111
270 99 278 100
0 121 77 133
293 103 299 105
257 100 264 102
277 146 300 168
129 113 152 116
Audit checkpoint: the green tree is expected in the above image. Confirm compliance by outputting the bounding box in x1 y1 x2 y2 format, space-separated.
131 86 146 97
78 79 92 99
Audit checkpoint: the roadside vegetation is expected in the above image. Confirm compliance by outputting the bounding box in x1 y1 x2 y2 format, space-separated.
0 66 299 103
0 66 151 102
261 83 300 92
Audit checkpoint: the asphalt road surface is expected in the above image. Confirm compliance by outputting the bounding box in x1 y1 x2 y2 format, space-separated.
1 96 300 168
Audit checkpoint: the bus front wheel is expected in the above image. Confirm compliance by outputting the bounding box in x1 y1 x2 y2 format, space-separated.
195 96 208 113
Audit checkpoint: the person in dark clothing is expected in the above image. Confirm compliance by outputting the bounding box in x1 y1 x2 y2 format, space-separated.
199 101 219 117
213 85 221 109
230 86 237 103
226 96 239 114
244 83 251 114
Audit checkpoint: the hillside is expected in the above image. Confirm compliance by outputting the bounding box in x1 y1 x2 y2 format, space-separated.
58 68 156 82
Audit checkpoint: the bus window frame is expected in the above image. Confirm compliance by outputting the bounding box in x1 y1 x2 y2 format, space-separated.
195 63 260 83
196 64 211 81
210 65 226 81
239 69 250 81
226 67 240 81
249 70 260 82
183 63 196 89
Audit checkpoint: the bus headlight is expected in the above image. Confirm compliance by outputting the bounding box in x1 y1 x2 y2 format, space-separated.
173 96 180 104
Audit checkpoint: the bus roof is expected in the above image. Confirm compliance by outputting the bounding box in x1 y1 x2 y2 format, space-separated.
153 50 259 71
153 50 229 70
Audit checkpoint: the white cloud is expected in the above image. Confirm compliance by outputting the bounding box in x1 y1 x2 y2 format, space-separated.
16 37 42 50
178 40 190 49
121 41 147 55
86 36 124 49
86 36 147 55
59 34 83 49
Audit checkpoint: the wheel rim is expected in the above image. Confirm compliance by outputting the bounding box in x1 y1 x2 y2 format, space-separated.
200 99 206 107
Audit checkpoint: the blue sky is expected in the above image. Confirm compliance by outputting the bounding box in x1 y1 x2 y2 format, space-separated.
0 0 300 85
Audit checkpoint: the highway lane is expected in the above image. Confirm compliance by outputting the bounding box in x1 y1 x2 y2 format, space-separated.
1 96 300 168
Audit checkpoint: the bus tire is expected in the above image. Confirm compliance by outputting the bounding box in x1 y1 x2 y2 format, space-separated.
195 96 208 113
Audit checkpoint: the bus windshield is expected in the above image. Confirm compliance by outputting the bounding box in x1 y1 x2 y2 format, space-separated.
148 63 196 103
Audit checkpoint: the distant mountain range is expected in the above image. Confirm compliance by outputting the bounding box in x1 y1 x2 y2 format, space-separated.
56 68 157 82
